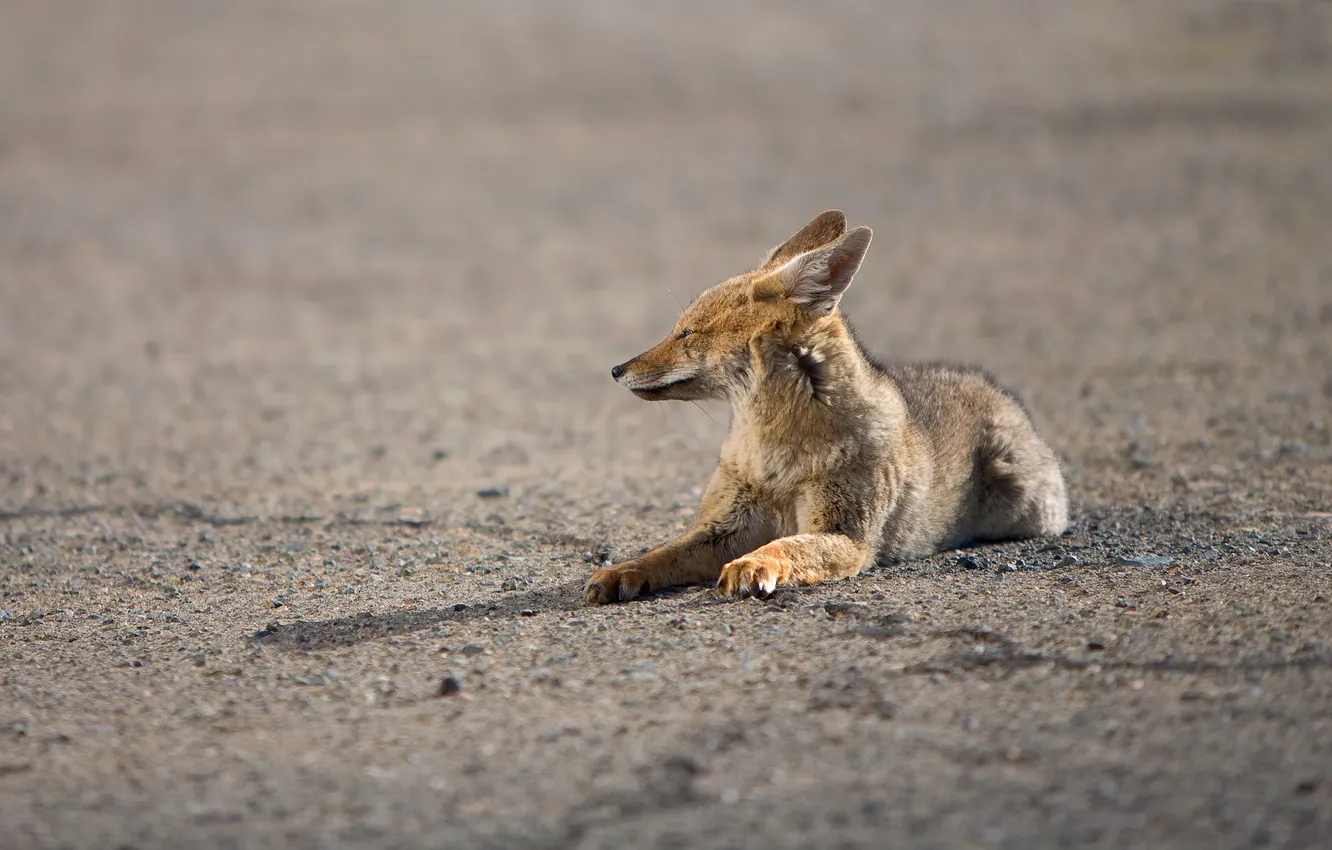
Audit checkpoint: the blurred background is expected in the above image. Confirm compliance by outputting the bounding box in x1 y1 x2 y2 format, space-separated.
2 0 1330 525
5 7 1332 846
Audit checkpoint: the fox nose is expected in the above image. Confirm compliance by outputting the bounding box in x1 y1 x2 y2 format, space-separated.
610 363 626 380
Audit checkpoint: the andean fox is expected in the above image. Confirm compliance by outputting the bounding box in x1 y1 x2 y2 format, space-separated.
586 211 1068 604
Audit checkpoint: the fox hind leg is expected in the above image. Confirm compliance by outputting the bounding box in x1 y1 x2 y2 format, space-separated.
977 426 1069 542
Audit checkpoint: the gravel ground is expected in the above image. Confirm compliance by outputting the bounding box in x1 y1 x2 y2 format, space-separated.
2 1 1331 848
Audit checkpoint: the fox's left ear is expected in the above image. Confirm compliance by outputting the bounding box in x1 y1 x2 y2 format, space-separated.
777 226 872 315
763 210 847 268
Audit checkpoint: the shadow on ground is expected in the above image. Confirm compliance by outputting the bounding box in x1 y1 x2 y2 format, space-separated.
255 579 591 650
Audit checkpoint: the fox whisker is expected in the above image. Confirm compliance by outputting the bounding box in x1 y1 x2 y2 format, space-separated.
667 288 685 322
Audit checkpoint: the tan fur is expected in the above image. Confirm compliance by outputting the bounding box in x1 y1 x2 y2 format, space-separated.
587 211 1069 604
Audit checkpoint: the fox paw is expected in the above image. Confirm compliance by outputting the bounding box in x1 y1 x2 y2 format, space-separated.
584 564 651 605
717 547 791 600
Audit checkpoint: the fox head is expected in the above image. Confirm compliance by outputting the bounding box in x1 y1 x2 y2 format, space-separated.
611 210 873 403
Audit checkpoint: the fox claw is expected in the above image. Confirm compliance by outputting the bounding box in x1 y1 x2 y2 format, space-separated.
584 564 650 605
717 549 789 600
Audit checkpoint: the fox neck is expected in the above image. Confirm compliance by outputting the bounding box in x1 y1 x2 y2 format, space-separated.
729 313 881 441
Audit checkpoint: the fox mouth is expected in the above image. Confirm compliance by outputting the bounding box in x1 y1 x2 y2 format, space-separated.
629 376 696 400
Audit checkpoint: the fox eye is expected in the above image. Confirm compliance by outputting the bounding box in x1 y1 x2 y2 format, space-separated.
677 328 694 339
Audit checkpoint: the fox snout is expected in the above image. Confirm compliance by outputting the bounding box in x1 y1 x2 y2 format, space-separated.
609 345 709 401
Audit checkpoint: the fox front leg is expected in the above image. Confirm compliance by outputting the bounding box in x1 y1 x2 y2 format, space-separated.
716 484 884 600
716 533 874 599
583 529 734 604
585 477 771 604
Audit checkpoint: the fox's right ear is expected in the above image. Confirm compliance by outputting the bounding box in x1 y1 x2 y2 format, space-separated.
762 210 847 268
775 226 872 316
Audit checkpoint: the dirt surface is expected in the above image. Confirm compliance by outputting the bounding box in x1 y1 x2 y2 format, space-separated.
3 1 1332 847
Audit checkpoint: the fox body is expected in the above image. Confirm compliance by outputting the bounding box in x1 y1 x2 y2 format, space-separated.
586 211 1068 604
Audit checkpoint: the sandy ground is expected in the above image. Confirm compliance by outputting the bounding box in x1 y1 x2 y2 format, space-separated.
2 1 1331 847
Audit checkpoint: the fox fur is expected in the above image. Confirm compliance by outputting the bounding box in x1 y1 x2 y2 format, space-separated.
586 210 1069 604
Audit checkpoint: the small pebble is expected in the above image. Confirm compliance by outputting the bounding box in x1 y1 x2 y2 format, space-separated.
1118 555 1173 568
461 644 485 657
824 601 869 617
957 554 987 570
251 621 282 640
476 486 509 499
439 675 464 696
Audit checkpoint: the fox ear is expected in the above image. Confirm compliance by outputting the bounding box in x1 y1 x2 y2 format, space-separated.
763 210 847 268
777 226 872 315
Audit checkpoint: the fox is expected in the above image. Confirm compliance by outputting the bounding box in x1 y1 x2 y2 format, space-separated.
585 210 1069 605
